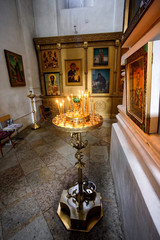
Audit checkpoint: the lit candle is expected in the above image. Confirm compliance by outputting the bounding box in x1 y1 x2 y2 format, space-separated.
71 94 74 111
93 102 95 118
82 91 84 97
67 96 71 112
60 102 62 118
62 100 64 114
81 91 84 115
90 97 93 115
84 94 87 114
56 100 60 115
87 93 89 114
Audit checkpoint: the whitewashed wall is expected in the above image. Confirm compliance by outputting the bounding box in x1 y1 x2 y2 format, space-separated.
33 0 58 37
33 0 125 37
0 0 41 129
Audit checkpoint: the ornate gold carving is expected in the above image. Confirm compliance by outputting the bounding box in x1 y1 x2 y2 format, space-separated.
34 32 122 46
115 40 120 47
83 41 88 49
36 44 40 50
57 43 61 50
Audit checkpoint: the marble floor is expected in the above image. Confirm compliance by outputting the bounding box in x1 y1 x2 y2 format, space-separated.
0 119 125 240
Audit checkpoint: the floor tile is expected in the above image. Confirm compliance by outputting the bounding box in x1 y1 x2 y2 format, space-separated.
30 139 46 149
0 165 24 188
0 220 2 240
48 156 72 181
0 176 32 206
24 132 42 143
44 207 70 240
42 134 59 144
56 144 76 158
33 181 63 212
26 166 54 190
49 138 67 149
83 133 99 145
9 215 53 240
20 157 45 175
1 195 40 239
0 145 15 160
16 149 38 163
90 146 108 162
0 151 18 172
41 150 64 166
34 144 55 158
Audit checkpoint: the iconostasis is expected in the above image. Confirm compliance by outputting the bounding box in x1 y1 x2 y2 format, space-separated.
34 32 122 118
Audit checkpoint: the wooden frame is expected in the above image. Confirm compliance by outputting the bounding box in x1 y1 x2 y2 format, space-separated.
122 0 153 43
4 50 26 87
92 69 110 95
93 48 109 66
44 72 61 96
65 59 82 86
126 43 152 132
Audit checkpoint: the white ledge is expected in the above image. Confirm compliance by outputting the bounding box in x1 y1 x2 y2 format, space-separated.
117 105 160 197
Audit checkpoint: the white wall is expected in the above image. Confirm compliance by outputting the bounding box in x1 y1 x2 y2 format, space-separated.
33 0 124 37
0 0 41 128
150 40 160 133
33 0 58 37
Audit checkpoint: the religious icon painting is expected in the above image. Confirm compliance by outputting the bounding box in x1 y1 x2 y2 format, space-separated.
4 50 26 87
92 69 110 94
44 72 61 96
65 59 82 86
93 48 109 66
126 43 153 133
41 50 59 71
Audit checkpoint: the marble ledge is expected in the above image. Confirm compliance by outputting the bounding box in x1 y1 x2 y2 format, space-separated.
116 105 160 193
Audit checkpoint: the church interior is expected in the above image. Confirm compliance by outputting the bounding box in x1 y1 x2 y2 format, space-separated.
0 0 160 239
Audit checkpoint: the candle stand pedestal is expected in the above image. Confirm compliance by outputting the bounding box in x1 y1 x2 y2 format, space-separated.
52 114 103 232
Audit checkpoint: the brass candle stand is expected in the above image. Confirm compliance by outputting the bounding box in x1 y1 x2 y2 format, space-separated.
52 112 103 232
27 91 40 130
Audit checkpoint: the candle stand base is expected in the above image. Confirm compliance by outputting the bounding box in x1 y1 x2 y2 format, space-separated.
57 188 103 232
31 122 40 130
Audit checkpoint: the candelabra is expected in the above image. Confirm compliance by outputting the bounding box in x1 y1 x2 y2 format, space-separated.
27 90 40 130
53 92 103 231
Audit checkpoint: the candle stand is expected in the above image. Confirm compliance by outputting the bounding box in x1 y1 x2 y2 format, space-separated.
52 110 103 231
27 91 40 130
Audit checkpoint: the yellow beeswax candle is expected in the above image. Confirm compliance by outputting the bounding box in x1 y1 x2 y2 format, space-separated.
62 100 64 114
56 100 60 114
93 102 95 118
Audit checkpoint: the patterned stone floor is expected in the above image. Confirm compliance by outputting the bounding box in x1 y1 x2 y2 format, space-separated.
0 119 125 240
